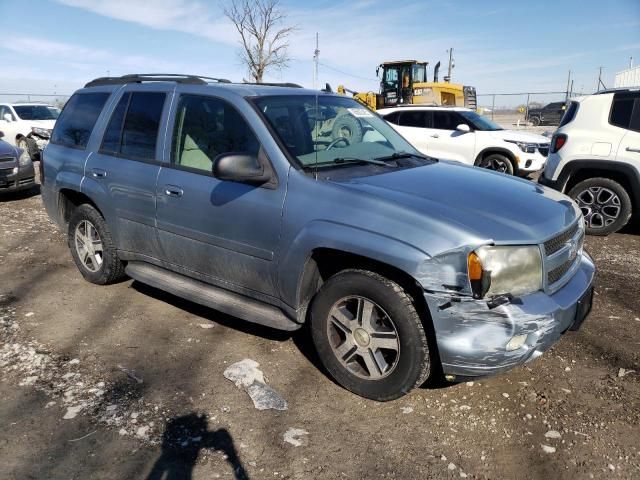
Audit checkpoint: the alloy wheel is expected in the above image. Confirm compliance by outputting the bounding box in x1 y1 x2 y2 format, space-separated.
479 157 510 173
575 186 621 229
327 296 400 380
74 220 104 272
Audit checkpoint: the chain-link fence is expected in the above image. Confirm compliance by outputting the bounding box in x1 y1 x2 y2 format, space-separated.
476 91 586 134
0 93 71 109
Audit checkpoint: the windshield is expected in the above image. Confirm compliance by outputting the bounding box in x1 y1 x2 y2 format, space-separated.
458 110 503 131
13 105 58 121
252 95 423 169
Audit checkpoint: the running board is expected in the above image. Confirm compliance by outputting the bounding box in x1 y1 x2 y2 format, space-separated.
125 261 301 331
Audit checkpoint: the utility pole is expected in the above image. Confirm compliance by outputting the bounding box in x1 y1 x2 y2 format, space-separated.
565 70 571 100
630 56 634 69
313 33 319 90
445 48 454 82
596 66 603 92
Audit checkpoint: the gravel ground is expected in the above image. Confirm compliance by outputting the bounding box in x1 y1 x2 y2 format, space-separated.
0 174 639 479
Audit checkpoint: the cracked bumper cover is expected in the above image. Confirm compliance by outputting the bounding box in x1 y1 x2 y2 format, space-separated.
425 252 595 377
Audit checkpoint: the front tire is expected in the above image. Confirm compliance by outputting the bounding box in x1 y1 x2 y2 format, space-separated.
568 177 632 236
310 269 430 401
530 116 541 126
68 204 126 284
476 153 514 175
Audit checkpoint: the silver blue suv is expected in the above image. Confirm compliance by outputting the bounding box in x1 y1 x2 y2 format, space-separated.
42 74 595 401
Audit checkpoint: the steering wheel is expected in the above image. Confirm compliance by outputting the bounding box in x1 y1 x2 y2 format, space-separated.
326 137 350 150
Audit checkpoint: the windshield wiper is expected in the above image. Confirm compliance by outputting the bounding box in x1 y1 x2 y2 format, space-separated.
330 157 395 167
373 151 428 161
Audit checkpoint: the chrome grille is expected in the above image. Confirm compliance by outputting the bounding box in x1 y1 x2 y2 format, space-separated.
544 221 584 290
0 167 14 176
544 222 579 256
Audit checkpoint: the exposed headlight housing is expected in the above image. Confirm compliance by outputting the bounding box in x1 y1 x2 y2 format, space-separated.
18 149 31 166
468 245 543 298
504 139 537 154
31 126 51 138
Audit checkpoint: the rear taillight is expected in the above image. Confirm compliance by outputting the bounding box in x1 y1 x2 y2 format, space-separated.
551 134 567 154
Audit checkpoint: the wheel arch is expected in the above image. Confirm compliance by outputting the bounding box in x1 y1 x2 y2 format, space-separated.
560 160 640 212
474 147 518 172
57 188 104 226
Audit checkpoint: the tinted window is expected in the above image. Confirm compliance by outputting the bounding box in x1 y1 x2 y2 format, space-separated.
559 101 578 128
118 92 166 160
51 93 109 148
382 111 399 124
101 92 130 154
398 111 426 128
13 105 58 120
0 105 14 121
433 111 457 130
610 97 634 129
172 95 260 173
629 99 640 133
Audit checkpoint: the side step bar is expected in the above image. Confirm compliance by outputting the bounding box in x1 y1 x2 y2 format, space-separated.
125 261 301 331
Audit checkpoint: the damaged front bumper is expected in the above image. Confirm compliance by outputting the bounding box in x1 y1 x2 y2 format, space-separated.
425 252 595 378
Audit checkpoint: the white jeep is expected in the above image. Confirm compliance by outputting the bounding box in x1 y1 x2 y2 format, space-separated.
0 103 60 161
379 105 550 176
540 89 640 235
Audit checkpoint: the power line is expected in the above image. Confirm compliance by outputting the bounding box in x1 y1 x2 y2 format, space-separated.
317 62 378 82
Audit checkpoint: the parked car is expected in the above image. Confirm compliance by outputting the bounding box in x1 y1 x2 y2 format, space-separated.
526 101 567 127
540 89 640 235
0 102 60 161
379 105 550 176
42 74 595 401
0 130 36 194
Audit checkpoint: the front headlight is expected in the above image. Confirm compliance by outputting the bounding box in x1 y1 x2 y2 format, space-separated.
468 245 542 298
504 139 537 153
18 149 31 166
31 127 51 138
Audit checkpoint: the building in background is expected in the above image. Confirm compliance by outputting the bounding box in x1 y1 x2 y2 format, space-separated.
615 65 640 88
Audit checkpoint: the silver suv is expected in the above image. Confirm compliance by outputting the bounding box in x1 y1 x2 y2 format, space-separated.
42 74 595 400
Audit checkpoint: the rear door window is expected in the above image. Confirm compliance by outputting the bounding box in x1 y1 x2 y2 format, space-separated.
609 93 638 129
398 111 427 128
51 92 110 148
99 92 166 160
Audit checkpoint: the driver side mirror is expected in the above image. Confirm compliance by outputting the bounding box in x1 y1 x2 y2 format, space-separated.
212 153 272 185
456 124 471 133
3 113 12 122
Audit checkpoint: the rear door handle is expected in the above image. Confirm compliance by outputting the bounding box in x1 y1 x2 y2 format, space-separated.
626 147 640 153
164 185 184 197
431 134 440 138
91 168 107 178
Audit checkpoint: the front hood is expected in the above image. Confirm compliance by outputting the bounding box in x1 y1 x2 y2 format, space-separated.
28 119 56 129
492 129 550 144
0 139 18 158
338 161 579 245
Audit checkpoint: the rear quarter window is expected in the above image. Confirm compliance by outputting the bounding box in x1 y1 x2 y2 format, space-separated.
50 92 110 149
559 101 578 127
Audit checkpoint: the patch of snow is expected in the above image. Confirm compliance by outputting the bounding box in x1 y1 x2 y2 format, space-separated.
401 406 414 414
283 428 308 447
223 359 287 411
545 430 561 439
198 323 215 329
541 444 556 453
63 405 83 419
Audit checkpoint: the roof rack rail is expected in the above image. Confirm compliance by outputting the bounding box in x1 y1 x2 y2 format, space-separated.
239 82 303 88
84 73 232 88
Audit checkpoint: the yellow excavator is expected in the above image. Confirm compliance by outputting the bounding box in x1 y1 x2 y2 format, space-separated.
338 60 476 111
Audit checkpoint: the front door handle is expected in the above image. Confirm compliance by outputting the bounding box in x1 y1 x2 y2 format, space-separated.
164 185 184 197
626 147 640 153
430 134 440 138
91 168 107 178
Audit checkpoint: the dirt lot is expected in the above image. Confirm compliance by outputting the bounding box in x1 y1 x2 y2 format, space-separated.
1 178 639 480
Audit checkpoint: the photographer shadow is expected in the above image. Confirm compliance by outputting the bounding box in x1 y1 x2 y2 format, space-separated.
146 413 249 480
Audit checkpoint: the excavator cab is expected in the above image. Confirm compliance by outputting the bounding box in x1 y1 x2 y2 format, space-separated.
377 61 428 107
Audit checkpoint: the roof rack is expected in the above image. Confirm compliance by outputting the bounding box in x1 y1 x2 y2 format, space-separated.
593 87 639 95
84 73 232 88
239 82 303 88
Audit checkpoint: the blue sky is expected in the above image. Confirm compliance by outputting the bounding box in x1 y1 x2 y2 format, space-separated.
0 0 638 99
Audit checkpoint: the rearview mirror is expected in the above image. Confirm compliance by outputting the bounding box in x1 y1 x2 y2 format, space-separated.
456 124 471 133
0 131 4 138
3 113 12 122
212 153 272 185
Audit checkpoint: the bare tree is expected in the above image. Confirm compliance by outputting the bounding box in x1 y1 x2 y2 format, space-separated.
222 0 296 83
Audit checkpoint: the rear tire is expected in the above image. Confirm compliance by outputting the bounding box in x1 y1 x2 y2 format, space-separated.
331 115 364 144
68 204 126 284
310 269 431 401
568 177 632 236
530 116 541 126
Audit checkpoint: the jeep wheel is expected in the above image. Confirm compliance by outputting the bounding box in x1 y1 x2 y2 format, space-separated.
68 204 126 284
476 153 514 175
310 269 430 401
530 116 541 126
568 178 632 236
